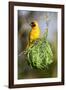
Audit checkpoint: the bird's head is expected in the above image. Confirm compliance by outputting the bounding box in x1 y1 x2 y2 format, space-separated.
30 21 39 28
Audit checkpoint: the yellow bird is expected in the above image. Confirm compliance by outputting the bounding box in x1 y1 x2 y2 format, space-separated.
29 21 40 45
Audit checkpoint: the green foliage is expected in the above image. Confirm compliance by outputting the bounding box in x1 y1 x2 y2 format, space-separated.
25 29 53 70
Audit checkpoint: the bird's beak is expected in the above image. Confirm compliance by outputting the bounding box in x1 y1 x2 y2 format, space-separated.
30 23 32 26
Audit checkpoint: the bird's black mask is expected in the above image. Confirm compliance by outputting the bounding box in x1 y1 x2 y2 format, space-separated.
31 22 36 27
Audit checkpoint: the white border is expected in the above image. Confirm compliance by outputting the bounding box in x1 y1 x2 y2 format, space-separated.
14 6 61 85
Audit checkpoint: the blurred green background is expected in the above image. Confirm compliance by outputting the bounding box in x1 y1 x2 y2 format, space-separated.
18 10 57 79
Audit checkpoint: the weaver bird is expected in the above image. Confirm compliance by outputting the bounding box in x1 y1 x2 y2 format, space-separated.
29 21 40 46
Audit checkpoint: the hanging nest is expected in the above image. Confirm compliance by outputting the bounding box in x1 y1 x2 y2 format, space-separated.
25 29 53 70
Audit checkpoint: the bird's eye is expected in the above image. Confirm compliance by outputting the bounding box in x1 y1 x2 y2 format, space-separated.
31 22 34 25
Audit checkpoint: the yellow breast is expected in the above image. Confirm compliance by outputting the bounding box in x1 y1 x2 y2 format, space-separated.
30 28 40 42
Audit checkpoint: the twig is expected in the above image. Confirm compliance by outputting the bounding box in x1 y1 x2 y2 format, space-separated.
18 50 27 57
18 51 24 57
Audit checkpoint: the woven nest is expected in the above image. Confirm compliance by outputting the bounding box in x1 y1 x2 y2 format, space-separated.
25 29 53 70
